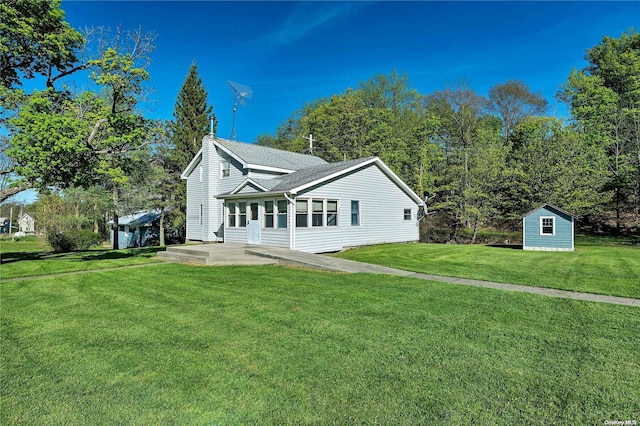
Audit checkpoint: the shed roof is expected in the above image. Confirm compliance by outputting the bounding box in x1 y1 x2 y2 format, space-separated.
107 210 163 227
523 203 576 219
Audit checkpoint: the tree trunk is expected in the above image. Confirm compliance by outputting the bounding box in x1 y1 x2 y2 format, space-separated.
159 207 165 247
471 218 479 244
112 212 119 250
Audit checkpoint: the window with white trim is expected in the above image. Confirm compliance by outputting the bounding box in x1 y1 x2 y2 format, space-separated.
296 199 308 228
404 209 412 220
277 200 288 228
351 200 360 226
312 199 324 227
221 160 230 177
228 202 236 227
540 217 554 235
239 202 247 227
264 201 274 228
327 200 338 227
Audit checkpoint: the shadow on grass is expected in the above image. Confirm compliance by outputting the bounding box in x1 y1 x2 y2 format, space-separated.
0 246 166 265
1 251 67 264
77 247 165 261
486 244 523 250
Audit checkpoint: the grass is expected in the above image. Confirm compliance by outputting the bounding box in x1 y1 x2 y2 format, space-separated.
0 235 49 253
2 264 638 424
333 236 640 299
1 238 164 279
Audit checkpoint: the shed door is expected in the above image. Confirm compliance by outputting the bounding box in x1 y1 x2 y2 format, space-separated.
247 202 261 244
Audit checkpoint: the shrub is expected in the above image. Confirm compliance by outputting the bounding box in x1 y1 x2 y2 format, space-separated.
47 230 102 252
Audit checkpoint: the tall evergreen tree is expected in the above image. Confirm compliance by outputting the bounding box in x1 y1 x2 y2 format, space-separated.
169 63 215 238
559 30 640 231
171 63 215 170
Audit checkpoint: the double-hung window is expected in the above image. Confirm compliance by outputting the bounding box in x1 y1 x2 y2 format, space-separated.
239 202 247 227
540 217 554 235
264 201 274 228
327 201 338 226
296 200 308 227
221 160 230 177
351 200 360 226
312 200 324 227
228 202 236 227
404 209 412 220
277 200 288 228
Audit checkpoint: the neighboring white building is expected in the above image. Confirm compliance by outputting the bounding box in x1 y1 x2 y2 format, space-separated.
17 213 36 234
181 135 423 253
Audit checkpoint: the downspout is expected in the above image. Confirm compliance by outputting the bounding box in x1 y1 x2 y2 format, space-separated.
284 192 295 250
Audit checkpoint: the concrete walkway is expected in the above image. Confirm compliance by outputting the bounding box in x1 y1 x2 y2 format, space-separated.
244 246 640 307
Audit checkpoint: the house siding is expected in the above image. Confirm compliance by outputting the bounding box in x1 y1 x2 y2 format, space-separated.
293 164 419 253
259 229 290 248
523 206 574 251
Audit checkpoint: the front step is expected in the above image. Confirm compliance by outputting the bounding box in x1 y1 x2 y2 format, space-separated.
158 245 278 266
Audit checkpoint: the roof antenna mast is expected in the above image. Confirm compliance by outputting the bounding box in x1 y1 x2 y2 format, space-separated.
227 80 253 140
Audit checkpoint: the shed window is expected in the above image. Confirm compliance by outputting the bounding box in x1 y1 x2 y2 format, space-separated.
264 201 274 228
239 202 247 227
228 202 236 227
404 209 412 220
312 200 324 227
540 217 554 235
296 200 308 228
327 200 338 227
351 200 360 226
277 200 288 228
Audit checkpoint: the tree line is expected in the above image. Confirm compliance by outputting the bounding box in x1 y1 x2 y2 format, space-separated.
257 32 640 239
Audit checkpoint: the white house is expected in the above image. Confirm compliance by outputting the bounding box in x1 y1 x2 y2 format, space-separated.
18 213 36 234
181 135 423 253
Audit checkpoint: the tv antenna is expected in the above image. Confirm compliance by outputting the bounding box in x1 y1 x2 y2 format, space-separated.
227 80 253 140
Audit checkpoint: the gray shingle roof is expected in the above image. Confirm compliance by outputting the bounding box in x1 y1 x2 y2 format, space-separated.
231 157 376 195
523 203 576 219
271 157 376 191
215 137 327 170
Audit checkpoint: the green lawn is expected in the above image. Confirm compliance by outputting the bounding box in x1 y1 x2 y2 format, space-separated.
2 264 639 424
333 237 640 299
1 240 163 279
0 236 49 253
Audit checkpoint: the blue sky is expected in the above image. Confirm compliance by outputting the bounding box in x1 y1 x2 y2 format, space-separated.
54 1 640 144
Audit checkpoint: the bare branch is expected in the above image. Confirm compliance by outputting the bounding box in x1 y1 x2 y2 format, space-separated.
87 118 108 146
0 180 33 203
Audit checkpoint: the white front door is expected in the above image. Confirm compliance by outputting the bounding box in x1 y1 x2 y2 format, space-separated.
247 202 261 244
